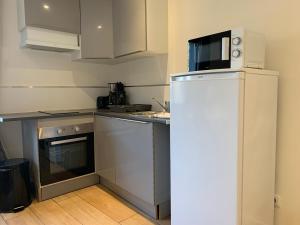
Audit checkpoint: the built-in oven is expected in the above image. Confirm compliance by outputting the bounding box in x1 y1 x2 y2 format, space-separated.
38 123 94 186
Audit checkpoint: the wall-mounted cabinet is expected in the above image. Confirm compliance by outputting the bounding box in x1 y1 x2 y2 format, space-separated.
113 0 168 59
18 0 80 34
74 0 167 63
76 0 114 59
17 0 167 61
113 0 147 57
17 0 80 51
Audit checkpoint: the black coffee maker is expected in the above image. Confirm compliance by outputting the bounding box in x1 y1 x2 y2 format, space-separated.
108 82 127 105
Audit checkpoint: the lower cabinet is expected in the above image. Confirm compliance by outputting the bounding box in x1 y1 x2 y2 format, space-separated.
94 115 170 218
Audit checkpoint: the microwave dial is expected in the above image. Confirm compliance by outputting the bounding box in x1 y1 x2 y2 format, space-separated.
232 37 242 45
232 49 241 58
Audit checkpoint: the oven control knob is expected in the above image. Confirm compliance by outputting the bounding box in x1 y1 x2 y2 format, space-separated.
74 126 80 132
232 49 241 58
232 37 241 45
57 129 63 135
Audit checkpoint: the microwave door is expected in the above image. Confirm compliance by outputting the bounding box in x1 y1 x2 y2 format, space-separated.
189 42 199 71
188 30 231 71
195 43 201 70
222 37 230 61
189 41 208 71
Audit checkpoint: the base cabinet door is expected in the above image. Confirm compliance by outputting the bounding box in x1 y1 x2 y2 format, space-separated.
95 116 154 204
114 119 154 205
94 116 117 183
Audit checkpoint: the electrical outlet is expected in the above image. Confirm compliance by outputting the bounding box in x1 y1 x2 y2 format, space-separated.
274 194 281 208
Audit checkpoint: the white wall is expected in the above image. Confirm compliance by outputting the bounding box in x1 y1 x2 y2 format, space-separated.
0 0 115 114
110 55 169 110
167 0 300 225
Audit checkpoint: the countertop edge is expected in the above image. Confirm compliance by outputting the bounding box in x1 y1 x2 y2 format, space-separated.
94 112 170 125
0 109 170 125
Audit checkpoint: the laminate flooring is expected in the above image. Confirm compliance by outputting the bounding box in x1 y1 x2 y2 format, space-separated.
0 185 170 225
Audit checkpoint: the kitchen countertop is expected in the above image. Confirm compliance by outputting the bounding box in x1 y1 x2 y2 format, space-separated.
95 111 170 124
0 108 170 125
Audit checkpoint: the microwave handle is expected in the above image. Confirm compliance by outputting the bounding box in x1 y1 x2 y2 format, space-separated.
222 37 230 60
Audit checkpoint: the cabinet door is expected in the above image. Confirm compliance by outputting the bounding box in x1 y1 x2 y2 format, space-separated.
95 116 154 204
113 0 147 57
94 116 117 183
114 118 154 205
80 0 114 58
24 0 80 34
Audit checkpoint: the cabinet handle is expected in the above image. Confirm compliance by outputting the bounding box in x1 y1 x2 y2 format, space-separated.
114 117 150 124
98 115 150 124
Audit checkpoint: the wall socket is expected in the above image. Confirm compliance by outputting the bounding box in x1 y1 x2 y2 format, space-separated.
274 194 281 208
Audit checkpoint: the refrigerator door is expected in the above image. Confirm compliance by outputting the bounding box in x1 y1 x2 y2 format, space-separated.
170 72 244 225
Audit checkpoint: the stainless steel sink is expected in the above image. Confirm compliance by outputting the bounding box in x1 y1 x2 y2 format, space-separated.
153 112 170 119
130 111 157 116
130 111 157 118
130 111 170 119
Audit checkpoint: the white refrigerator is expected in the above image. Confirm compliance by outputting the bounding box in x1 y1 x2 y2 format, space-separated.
170 68 278 225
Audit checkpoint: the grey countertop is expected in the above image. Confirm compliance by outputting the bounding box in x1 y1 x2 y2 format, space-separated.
95 111 170 124
0 108 170 125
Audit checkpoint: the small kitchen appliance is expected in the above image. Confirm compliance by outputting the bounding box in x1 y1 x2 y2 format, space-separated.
108 82 127 105
97 96 109 109
188 28 266 71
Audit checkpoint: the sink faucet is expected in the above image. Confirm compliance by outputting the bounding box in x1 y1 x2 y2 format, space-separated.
152 98 169 112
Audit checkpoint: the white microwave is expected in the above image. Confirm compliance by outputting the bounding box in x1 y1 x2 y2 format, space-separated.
188 28 266 71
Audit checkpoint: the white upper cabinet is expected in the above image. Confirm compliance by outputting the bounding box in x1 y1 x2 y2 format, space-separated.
112 0 168 60
75 0 114 59
17 0 80 51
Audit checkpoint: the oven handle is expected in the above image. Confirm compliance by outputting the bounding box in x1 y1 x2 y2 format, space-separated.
50 137 87 146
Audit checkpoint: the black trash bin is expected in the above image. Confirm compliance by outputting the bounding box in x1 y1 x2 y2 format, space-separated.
0 158 32 212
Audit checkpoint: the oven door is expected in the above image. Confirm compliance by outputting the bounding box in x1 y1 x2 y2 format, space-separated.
189 30 231 71
38 133 94 186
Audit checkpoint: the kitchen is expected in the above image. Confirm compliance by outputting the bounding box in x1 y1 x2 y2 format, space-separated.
0 0 299 225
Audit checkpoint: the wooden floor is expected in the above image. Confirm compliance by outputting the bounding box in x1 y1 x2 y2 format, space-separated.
0 185 170 225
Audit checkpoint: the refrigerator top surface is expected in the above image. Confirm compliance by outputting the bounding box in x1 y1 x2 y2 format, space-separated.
171 72 244 82
170 68 279 78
